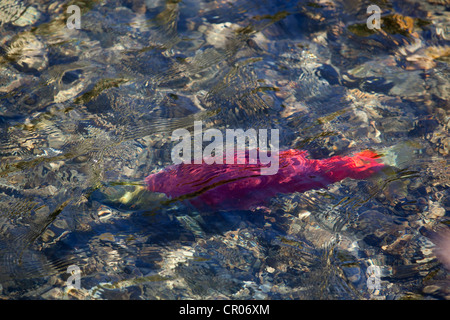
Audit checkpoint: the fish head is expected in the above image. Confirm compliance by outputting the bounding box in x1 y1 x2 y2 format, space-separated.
346 150 385 179
321 150 385 182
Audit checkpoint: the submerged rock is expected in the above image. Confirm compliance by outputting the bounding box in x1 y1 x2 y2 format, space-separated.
4 32 48 72
12 6 41 27
0 0 27 25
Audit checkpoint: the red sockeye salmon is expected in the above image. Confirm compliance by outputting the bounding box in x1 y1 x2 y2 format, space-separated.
145 149 384 210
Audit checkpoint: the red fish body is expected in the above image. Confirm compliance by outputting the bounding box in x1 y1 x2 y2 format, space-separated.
145 150 384 211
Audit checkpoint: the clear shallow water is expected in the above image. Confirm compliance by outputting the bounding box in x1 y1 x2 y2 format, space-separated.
0 0 448 299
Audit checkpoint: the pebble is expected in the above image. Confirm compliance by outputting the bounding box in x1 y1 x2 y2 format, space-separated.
427 202 446 220
12 6 40 26
98 206 114 221
6 33 48 72
98 233 116 242
422 285 440 294
201 22 240 49
0 0 27 25
53 218 69 229
41 287 64 300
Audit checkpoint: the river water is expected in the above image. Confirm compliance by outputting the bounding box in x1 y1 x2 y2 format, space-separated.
0 0 448 299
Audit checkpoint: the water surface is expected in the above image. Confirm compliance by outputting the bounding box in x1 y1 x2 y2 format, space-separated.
0 0 448 299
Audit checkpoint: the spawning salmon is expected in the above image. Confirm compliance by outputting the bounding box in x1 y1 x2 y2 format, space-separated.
145 149 384 210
